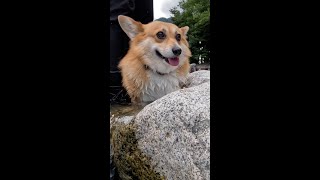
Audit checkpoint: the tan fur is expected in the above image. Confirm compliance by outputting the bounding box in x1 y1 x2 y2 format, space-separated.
117 15 191 104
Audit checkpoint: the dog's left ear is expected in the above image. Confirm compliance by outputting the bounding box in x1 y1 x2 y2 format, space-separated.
118 15 143 40
180 26 189 36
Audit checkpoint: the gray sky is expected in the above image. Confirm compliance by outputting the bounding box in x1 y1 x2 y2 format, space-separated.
153 0 181 20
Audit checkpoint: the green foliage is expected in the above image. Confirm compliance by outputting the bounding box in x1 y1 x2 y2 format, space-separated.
170 0 210 64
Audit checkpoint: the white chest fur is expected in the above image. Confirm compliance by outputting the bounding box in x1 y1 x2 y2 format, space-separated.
141 71 182 102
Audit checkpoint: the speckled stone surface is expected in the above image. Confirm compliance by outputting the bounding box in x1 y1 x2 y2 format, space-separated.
186 70 210 88
111 71 211 180
134 81 210 180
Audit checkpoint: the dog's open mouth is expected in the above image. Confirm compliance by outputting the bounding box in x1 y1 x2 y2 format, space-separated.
155 50 179 66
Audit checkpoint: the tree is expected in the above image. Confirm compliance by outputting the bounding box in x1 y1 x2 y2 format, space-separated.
169 0 210 64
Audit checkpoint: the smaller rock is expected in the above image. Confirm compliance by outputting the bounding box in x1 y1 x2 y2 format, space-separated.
115 116 134 125
186 70 210 88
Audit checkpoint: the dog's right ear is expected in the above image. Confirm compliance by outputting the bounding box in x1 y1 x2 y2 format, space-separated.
118 15 143 40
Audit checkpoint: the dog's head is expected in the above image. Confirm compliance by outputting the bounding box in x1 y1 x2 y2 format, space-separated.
118 15 191 74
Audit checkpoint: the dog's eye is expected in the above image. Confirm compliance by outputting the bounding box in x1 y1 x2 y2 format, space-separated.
156 31 166 39
176 34 181 41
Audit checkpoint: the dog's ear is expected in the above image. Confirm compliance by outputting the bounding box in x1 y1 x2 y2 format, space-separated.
118 15 143 40
180 26 189 36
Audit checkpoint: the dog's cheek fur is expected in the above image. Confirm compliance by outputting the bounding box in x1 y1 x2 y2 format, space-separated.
180 42 192 57
118 36 151 103
139 37 190 75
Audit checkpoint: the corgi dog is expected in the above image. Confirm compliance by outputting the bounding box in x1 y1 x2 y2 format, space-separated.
117 15 191 104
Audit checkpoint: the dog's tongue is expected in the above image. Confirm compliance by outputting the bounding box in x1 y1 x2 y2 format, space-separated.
168 57 179 66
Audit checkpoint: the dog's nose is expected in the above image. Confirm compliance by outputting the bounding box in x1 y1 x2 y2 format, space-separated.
172 48 181 56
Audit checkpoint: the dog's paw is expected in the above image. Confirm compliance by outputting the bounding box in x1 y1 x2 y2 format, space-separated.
179 82 188 89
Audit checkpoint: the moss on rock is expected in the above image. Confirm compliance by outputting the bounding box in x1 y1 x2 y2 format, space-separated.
111 121 165 180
